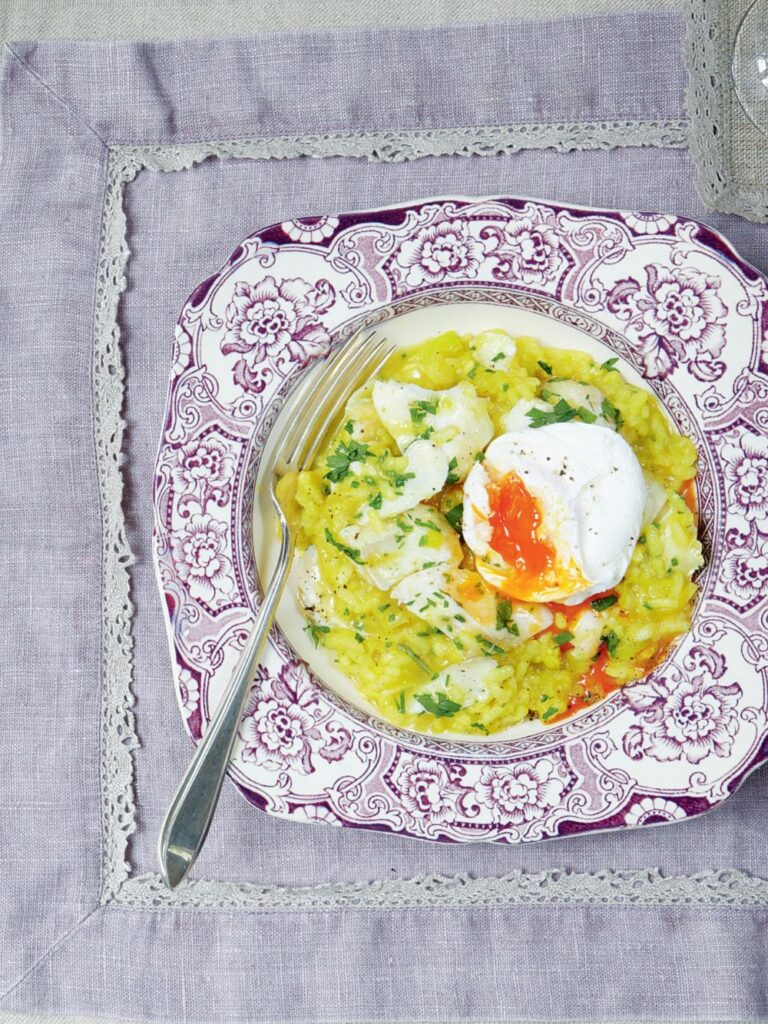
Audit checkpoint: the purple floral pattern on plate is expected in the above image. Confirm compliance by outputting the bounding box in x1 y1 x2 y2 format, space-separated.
606 264 728 381
221 275 335 392
622 647 742 765
153 195 768 845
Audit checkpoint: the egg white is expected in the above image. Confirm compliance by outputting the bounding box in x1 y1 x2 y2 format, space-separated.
463 421 647 604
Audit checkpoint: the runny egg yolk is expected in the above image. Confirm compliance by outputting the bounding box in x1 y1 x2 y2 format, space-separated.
487 474 557 601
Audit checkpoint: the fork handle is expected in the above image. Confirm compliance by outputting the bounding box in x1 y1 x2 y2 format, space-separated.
158 530 294 888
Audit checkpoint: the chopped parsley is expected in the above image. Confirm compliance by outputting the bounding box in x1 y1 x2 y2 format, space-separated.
304 623 330 647
414 517 440 533
491 352 506 363
415 691 462 718
323 527 364 564
471 722 489 734
538 359 553 375
600 357 619 371
554 630 574 647
445 502 463 532
395 691 406 714
591 594 618 612
495 600 520 636
445 456 460 486
541 706 559 722
527 398 579 427
387 469 416 490
477 636 504 655
396 643 433 676
395 517 414 533
529 397 601 428
601 397 624 429
601 629 620 657
638 534 646 545
368 492 383 510
474 451 486 463
354 632 365 643
344 420 354 434
409 398 439 425
324 439 370 483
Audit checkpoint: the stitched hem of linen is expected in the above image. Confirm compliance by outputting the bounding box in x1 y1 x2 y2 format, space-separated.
96 118 739 911
685 0 768 223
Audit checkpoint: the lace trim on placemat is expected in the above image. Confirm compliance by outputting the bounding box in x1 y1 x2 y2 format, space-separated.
96 148 143 903
95 119 752 912
685 0 768 223
116 868 768 912
119 119 687 169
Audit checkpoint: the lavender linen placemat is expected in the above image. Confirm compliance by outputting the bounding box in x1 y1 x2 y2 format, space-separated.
2 9 768 1023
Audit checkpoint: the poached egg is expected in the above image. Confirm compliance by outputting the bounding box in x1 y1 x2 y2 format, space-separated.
463 421 646 605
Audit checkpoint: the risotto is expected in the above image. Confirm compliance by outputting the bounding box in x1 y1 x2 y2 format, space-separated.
277 329 702 736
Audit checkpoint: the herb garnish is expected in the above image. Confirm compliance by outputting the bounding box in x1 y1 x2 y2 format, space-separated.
323 527 365 564
600 357 619 371
601 629 620 657
368 492 383 510
554 630 574 647
591 594 618 612
445 456 460 486
324 439 370 483
414 691 462 717
304 623 330 647
538 359 553 375
526 398 579 427
576 405 597 423
477 636 504 655
541 706 559 722
471 722 489 734
445 502 463 532
387 469 416 490
601 397 624 429
495 600 520 636
414 517 440 533
396 643 433 676
409 399 439 425
395 691 406 714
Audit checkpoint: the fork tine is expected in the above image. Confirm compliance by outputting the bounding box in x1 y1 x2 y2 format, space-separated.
280 330 392 465
272 327 373 468
297 337 396 469
279 326 369 439
288 332 392 464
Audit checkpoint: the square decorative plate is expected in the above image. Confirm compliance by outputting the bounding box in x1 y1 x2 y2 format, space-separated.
153 195 768 844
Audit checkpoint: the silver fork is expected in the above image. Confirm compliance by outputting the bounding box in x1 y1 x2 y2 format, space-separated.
158 327 395 888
